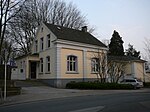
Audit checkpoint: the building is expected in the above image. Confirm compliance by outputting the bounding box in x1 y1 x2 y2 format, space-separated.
107 56 146 82
11 22 108 87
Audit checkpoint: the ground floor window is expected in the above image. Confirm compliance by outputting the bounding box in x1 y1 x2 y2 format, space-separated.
67 55 77 72
91 58 99 73
40 58 43 73
46 56 50 72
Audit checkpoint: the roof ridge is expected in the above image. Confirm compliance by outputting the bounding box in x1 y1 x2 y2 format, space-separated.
44 22 85 33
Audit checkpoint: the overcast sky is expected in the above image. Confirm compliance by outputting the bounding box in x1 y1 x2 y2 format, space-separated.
64 0 150 57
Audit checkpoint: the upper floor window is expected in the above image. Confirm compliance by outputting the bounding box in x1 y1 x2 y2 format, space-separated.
35 40 38 52
41 27 43 32
47 34 50 48
67 55 77 72
20 61 23 68
91 58 99 73
40 37 44 51
40 58 43 73
46 56 50 72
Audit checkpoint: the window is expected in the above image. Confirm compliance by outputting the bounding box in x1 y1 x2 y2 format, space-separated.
35 40 38 52
46 56 50 72
40 58 43 73
40 37 44 51
47 34 50 48
41 27 43 32
67 55 77 72
20 69 23 73
20 61 23 68
91 58 99 72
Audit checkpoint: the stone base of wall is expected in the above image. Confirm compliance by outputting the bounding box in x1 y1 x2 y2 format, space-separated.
39 78 98 88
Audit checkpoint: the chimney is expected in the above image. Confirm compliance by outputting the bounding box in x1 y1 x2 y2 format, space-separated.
81 26 87 32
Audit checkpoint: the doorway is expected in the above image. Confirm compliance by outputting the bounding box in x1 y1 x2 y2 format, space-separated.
30 62 37 79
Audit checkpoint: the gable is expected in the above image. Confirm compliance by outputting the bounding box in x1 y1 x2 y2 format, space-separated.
31 22 58 54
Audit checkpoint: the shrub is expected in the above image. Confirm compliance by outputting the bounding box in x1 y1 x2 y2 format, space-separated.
144 82 150 88
66 82 134 90
1 87 21 96
0 80 15 88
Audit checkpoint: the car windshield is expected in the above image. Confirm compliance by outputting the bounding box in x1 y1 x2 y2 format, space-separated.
126 80 135 82
136 79 142 82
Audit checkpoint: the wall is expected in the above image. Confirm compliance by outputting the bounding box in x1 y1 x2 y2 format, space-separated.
86 51 104 79
145 72 150 82
11 67 26 80
135 62 144 81
124 62 132 75
60 48 106 79
12 57 27 80
60 48 83 79
35 23 57 79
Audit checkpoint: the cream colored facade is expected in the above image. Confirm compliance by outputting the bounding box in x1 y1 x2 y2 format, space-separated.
145 72 150 82
12 22 108 87
11 22 148 87
124 61 145 81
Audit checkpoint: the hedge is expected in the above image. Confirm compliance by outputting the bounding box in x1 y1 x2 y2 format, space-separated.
0 65 12 80
0 87 21 97
144 82 150 88
0 80 15 88
66 82 134 90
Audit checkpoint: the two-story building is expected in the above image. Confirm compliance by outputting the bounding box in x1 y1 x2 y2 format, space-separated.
11 22 108 87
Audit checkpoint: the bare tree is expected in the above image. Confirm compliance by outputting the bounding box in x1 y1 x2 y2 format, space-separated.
92 49 107 83
0 0 25 63
107 60 126 83
10 0 90 55
144 38 150 61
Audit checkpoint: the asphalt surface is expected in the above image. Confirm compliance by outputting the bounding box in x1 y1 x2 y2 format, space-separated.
0 81 150 112
0 92 150 112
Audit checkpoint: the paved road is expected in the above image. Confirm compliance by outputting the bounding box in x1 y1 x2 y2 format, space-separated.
0 91 150 112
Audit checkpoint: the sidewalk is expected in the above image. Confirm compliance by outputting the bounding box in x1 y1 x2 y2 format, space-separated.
0 86 150 106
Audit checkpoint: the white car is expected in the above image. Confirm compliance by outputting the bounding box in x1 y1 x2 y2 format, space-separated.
120 78 143 89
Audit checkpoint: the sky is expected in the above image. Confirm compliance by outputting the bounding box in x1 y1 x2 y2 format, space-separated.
64 0 150 57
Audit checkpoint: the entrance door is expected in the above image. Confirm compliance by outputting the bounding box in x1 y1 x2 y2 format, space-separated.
30 62 36 79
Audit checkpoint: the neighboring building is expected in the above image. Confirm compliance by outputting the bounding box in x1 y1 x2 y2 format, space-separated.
145 71 150 82
145 61 150 82
12 22 108 87
107 56 146 82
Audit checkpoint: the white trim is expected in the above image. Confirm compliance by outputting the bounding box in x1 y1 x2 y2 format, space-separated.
83 50 87 80
54 39 108 51
56 47 61 78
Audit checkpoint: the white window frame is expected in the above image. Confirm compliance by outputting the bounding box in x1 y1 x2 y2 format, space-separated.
67 55 78 72
40 37 44 51
47 34 50 48
40 58 43 73
46 56 50 73
91 58 99 73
